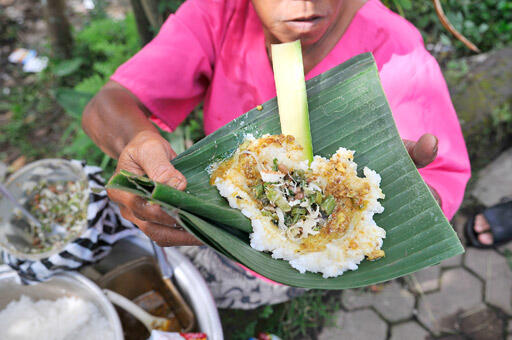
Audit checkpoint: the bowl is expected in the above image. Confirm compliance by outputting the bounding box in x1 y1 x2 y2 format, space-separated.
0 159 89 260
0 264 123 340
88 234 224 340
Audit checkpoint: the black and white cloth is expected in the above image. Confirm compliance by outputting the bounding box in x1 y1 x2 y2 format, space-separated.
2 160 304 309
2 161 137 284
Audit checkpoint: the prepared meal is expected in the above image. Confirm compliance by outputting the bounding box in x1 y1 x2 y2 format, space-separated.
211 134 385 277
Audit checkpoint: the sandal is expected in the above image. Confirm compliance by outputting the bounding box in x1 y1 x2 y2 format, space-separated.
465 201 512 248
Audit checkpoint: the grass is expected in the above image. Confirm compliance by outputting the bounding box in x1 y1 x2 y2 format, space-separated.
220 290 341 339
0 70 67 162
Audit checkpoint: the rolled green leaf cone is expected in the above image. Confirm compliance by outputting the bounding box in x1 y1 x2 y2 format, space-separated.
271 40 314 162
107 53 464 289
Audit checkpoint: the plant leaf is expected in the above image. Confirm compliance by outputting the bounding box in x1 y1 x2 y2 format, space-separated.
107 53 464 288
53 58 84 77
54 88 94 119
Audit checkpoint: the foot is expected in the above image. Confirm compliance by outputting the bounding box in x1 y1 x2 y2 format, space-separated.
473 214 493 245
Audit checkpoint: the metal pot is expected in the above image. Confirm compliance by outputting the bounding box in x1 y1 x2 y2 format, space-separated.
0 264 124 340
99 235 224 340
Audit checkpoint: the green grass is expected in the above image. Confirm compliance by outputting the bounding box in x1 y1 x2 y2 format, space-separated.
0 71 64 161
220 291 341 340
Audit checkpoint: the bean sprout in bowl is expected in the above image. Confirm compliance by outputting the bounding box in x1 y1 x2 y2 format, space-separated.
0 159 89 260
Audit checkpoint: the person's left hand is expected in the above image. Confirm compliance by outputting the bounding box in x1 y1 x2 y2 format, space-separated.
402 133 441 205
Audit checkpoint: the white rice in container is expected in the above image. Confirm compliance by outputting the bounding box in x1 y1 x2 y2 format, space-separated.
0 295 114 340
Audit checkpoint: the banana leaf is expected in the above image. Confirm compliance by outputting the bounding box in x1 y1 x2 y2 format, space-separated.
107 53 464 289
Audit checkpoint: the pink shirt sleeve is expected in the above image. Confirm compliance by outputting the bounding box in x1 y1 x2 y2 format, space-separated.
110 0 218 131
379 47 471 220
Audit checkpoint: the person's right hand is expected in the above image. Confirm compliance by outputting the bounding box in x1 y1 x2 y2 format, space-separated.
107 130 202 246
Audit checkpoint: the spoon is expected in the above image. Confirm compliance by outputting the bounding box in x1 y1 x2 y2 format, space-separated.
0 182 66 239
0 182 43 229
103 289 173 332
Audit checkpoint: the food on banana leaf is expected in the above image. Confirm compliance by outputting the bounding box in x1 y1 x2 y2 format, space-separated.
210 134 385 278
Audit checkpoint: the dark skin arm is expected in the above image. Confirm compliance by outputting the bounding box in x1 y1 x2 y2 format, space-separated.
82 81 441 247
82 80 201 246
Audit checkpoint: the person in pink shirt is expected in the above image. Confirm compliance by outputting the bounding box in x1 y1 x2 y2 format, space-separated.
82 0 471 306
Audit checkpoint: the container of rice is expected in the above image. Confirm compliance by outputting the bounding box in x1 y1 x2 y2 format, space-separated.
0 264 123 340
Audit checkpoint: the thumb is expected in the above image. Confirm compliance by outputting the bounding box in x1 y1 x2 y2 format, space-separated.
403 134 438 168
140 142 187 191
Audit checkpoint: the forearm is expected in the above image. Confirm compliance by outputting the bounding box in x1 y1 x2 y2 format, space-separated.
82 80 159 159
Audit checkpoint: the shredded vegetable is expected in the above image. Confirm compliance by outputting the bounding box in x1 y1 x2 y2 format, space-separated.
249 157 335 239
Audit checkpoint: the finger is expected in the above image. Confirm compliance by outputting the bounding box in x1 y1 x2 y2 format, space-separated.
428 184 442 206
107 187 136 208
129 195 180 226
404 134 438 168
139 222 203 247
137 139 187 190
108 187 180 227
119 206 202 246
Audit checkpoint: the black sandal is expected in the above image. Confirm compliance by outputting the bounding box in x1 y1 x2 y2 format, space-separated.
465 201 512 248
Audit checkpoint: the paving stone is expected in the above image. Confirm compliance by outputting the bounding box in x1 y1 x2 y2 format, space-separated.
440 254 463 268
451 214 467 241
417 268 483 334
390 322 428 340
458 305 503 340
318 309 387 340
408 265 441 293
427 336 465 340
372 281 415 322
342 281 414 321
465 248 512 314
471 148 512 207
341 288 375 310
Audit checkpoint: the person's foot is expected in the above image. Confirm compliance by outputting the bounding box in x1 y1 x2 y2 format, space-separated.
465 201 512 248
473 214 493 245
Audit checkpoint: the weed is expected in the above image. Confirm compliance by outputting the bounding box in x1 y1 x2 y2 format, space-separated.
383 0 512 57
0 72 64 160
221 290 342 340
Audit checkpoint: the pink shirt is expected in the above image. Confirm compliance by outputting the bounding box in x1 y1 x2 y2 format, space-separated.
112 0 471 220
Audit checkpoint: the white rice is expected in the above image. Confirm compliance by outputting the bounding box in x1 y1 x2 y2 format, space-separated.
0 295 114 340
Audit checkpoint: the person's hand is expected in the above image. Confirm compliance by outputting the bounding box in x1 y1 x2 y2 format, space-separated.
402 133 441 205
107 130 202 246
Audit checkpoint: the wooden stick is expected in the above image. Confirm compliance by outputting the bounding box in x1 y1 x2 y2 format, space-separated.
432 0 480 53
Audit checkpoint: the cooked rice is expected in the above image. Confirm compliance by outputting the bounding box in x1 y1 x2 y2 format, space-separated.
0 295 114 340
212 134 386 278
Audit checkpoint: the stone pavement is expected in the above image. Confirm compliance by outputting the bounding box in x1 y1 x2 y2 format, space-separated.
318 149 512 340
319 246 511 340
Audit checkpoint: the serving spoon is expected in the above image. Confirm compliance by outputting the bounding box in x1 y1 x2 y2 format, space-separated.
103 289 173 332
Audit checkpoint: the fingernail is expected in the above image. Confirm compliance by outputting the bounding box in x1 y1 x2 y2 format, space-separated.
433 137 439 155
178 179 186 189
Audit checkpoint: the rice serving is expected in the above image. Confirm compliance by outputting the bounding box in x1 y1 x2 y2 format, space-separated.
211 134 386 278
0 295 114 340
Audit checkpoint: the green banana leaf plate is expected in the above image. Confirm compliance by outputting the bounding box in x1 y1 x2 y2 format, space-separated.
107 53 464 289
